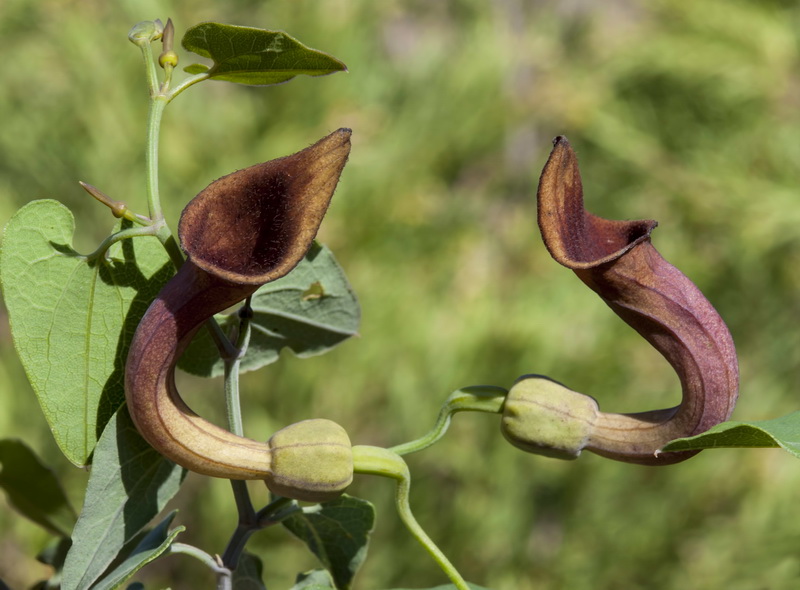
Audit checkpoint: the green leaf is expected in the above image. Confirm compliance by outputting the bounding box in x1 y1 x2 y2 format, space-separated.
179 242 360 378
291 569 335 589
181 22 347 86
283 495 375 590
0 439 76 536
0 200 173 466
61 408 186 590
661 412 800 458
388 585 492 590
92 511 184 590
233 552 267 590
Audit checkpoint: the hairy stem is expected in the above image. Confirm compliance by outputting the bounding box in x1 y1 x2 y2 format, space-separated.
145 96 169 223
353 446 470 590
169 542 231 588
390 386 507 456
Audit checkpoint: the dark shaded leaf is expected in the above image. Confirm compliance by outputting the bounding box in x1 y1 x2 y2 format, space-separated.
60 409 186 590
179 242 359 378
283 495 375 590
233 551 267 590
291 569 335 589
93 511 184 590
0 439 76 536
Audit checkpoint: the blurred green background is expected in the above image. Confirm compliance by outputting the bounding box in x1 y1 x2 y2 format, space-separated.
2 0 800 588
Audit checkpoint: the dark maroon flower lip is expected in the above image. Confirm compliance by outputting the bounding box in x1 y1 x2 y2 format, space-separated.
502 136 739 465
124 130 353 500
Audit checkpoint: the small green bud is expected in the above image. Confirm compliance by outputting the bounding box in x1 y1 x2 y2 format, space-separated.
159 50 179 69
128 20 164 46
267 419 354 502
501 375 598 460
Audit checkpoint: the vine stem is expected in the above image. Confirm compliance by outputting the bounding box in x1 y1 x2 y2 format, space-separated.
390 386 507 456
168 72 211 101
138 33 236 357
218 298 305 570
353 446 471 590
145 96 169 223
85 225 160 262
169 543 231 589
221 495 300 569
222 296 256 569
225 298 254 437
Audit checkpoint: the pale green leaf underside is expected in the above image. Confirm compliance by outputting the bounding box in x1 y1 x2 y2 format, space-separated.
291 569 335 589
60 409 185 590
0 200 172 466
179 242 360 378
389 585 492 590
92 511 184 590
283 495 375 590
0 438 76 537
661 411 800 458
181 22 347 86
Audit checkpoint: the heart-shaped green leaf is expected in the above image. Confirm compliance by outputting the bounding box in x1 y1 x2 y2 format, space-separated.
179 242 360 378
661 411 800 458
182 22 346 86
0 200 173 466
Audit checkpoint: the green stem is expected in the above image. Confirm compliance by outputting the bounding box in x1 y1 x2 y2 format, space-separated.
79 181 151 225
221 495 299 569
225 298 253 436
353 446 470 590
390 386 507 456
221 297 266 571
137 36 161 98
153 223 184 269
167 72 211 102
170 542 231 589
145 96 169 222
85 225 160 262
255 496 299 525
146 90 236 359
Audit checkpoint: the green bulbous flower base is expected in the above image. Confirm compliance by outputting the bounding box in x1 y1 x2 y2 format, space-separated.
267 419 354 502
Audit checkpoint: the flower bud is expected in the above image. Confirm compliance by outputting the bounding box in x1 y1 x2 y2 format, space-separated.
501 376 598 460
267 419 354 502
128 20 164 45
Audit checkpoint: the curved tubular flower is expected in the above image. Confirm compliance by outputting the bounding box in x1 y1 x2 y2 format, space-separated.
125 129 354 501
501 136 739 465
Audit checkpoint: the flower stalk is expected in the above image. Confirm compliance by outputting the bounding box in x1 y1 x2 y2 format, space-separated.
501 136 739 465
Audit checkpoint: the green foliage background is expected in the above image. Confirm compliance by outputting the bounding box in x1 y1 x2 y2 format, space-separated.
2 0 800 588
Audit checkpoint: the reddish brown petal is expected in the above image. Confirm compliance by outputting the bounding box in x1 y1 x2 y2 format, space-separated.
503 136 738 465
